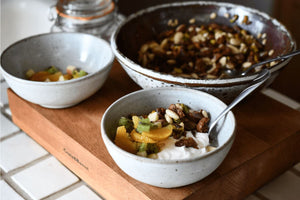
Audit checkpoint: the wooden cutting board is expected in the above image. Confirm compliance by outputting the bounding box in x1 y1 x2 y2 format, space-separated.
7 62 300 200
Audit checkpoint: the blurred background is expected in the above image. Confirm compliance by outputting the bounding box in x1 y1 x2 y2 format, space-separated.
1 0 299 101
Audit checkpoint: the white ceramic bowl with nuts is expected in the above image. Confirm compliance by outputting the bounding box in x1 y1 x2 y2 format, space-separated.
111 1 295 103
101 87 236 188
0 32 114 108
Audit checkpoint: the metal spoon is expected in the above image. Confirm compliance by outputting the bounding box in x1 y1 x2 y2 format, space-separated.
225 49 300 77
208 69 271 147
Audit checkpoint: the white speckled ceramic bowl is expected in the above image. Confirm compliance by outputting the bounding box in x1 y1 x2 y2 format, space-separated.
101 87 236 188
111 1 296 103
0 32 114 108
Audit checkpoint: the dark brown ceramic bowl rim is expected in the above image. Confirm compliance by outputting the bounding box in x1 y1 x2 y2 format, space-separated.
111 1 296 87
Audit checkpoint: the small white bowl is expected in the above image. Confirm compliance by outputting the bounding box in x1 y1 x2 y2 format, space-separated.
0 32 114 108
101 87 236 188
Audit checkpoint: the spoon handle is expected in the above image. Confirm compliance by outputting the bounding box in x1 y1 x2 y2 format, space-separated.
209 69 271 133
241 49 300 75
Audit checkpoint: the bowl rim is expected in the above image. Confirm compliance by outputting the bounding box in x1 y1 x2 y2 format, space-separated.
111 1 296 87
101 87 236 164
0 32 115 86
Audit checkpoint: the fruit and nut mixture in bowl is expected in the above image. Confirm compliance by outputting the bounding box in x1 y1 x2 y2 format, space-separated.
26 65 88 82
114 103 216 160
101 87 236 187
137 20 274 79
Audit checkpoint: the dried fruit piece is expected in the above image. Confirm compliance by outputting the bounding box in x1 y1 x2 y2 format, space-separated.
130 129 157 143
142 125 173 141
114 126 137 154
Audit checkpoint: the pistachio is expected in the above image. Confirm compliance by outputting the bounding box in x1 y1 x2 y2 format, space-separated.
148 112 159 122
166 109 179 120
160 38 169 49
165 113 173 124
227 44 240 54
230 14 238 23
229 38 241 46
189 18 196 24
202 110 209 118
219 56 227 66
174 32 184 44
262 39 267 45
268 49 274 56
167 59 176 65
270 61 278 67
168 19 178 27
226 62 235 69
242 62 252 69
210 12 217 19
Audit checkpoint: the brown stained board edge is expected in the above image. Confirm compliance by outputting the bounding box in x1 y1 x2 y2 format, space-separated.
7 89 148 200
8 88 300 200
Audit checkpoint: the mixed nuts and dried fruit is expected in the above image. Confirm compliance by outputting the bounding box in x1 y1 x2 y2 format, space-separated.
138 13 275 79
114 103 216 160
26 65 88 82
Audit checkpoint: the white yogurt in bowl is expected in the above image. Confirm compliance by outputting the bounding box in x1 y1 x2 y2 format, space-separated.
157 132 210 160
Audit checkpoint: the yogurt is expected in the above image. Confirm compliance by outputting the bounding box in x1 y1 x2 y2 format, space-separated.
157 131 210 160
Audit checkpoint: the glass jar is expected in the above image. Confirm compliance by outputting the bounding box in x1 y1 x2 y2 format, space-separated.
49 0 123 41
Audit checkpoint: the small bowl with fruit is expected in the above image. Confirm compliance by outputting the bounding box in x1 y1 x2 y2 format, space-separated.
101 87 236 188
0 32 114 108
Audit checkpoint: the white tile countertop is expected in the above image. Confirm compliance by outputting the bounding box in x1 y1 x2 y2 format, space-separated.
1 0 300 199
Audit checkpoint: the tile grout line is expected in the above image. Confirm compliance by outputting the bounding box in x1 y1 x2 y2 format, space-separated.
82 182 106 200
40 180 83 200
0 130 22 142
1 154 52 200
290 168 300 177
254 191 271 200
2 177 33 200
261 88 300 110
2 154 52 178
1 105 12 120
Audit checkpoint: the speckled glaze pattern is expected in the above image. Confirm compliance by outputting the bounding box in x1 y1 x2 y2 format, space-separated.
0 32 114 108
111 1 295 103
120 60 261 103
101 87 236 188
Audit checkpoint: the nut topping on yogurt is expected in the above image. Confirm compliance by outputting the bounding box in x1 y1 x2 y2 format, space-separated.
114 103 216 159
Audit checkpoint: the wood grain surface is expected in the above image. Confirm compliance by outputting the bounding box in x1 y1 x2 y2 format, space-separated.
8 62 300 200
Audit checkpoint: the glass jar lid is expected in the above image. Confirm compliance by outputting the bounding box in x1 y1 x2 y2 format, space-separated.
55 0 115 21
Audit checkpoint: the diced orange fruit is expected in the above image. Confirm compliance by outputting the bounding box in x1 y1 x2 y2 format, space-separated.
48 72 63 81
30 71 50 81
142 125 173 141
130 129 157 143
114 126 137 154
132 116 140 129
63 74 73 80
30 71 63 82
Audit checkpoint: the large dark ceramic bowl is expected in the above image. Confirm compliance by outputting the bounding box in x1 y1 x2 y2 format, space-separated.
111 1 296 102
